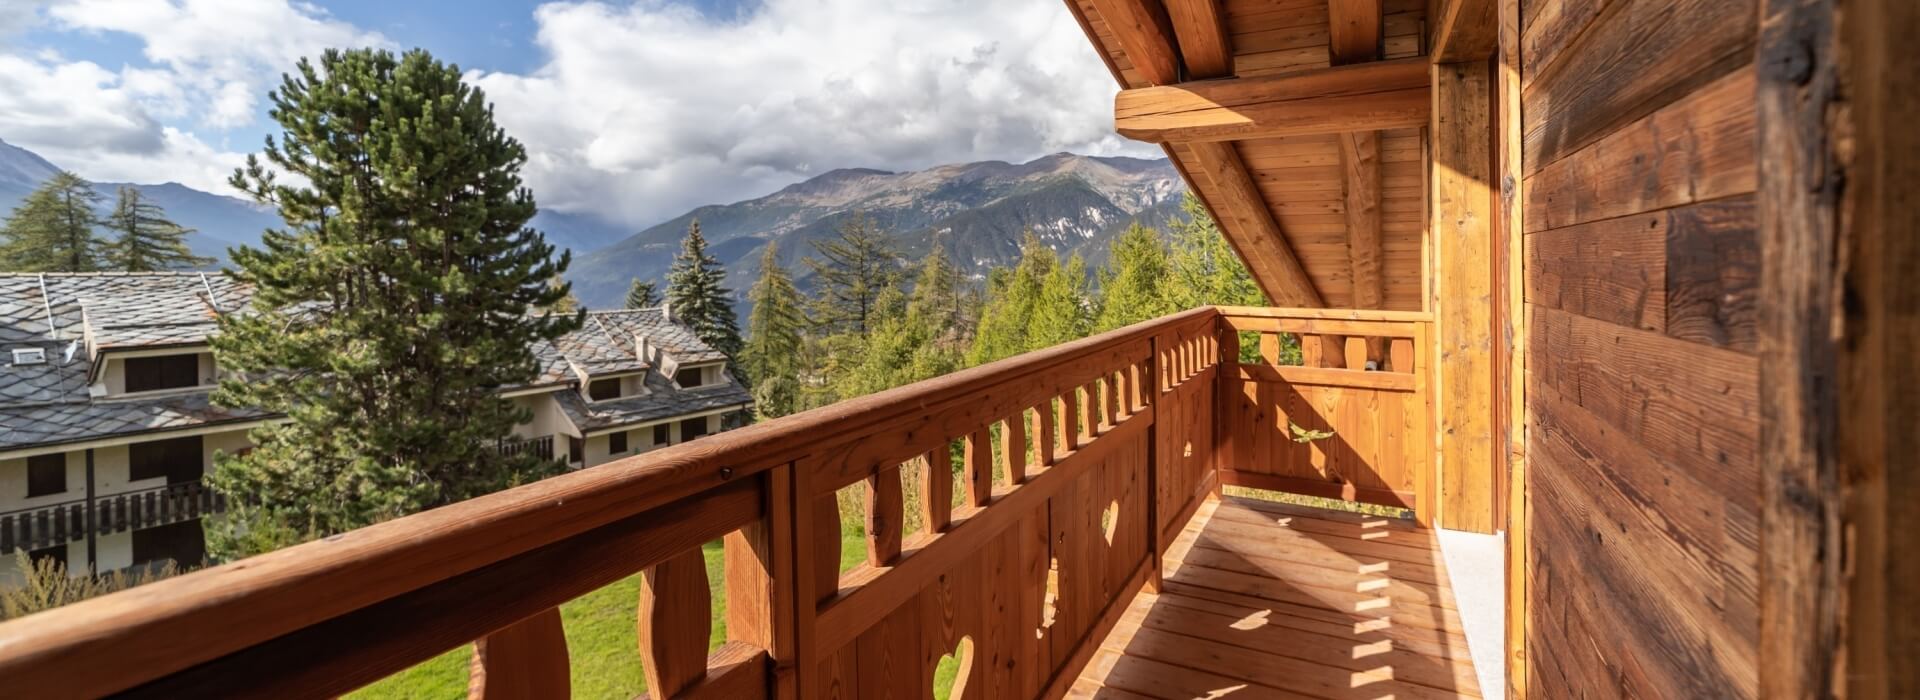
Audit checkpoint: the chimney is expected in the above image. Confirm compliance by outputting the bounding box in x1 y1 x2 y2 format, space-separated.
661 302 671 322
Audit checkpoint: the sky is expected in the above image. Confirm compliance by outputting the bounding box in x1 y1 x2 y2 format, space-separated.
0 0 1156 229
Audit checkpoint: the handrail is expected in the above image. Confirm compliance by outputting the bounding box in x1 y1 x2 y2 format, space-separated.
0 305 1222 698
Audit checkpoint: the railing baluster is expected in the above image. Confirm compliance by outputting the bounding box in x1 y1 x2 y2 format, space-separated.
810 492 841 604
1390 337 1414 373
1 514 12 554
1035 400 1057 467
866 465 903 565
1003 412 1029 485
468 607 570 699
923 449 953 533
639 547 711 698
1103 373 1121 428
1080 382 1098 438
1060 388 1080 452
1346 336 1369 370
964 429 993 507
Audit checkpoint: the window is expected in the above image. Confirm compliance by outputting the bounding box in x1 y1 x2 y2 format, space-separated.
123 354 201 393
588 377 621 401
26 453 65 497
654 424 671 446
132 519 206 568
27 546 63 571
681 417 710 441
569 435 584 464
608 431 628 454
675 366 704 388
129 435 203 484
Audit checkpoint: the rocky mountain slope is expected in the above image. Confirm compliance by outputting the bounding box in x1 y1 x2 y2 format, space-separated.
568 153 1188 307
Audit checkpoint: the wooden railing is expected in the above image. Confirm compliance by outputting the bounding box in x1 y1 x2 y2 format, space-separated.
0 480 226 555
495 434 556 462
1215 306 1435 524
0 307 1225 699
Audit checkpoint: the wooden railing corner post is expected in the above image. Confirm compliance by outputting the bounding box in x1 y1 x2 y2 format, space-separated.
725 463 797 699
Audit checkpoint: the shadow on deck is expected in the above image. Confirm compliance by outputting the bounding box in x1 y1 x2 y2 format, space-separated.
1073 496 1483 699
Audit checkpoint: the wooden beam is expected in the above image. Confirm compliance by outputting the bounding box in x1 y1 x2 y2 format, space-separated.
1431 60 1496 534
1165 0 1232 79
1115 58 1430 143
1836 0 1920 695
1756 0 1846 694
1085 0 1180 85
1187 141 1325 307
1328 0 1384 66
1429 0 1497 62
1496 0 1526 691
1339 131 1383 311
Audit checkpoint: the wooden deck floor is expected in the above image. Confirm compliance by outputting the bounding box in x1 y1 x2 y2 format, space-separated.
1071 496 1484 699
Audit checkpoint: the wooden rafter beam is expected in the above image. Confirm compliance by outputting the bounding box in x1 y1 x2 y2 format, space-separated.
1114 58 1430 143
1339 131 1384 310
1165 0 1233 78
1429 0 1497 62
1328 0 1384 66
1084 0 1180 85
1186 142 1325 307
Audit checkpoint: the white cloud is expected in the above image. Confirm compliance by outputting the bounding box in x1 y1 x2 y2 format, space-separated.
470 0 1153 228
45 0 391 130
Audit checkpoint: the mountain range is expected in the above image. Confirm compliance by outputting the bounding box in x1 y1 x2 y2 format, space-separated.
1 140 1192 309
567 153 1188 307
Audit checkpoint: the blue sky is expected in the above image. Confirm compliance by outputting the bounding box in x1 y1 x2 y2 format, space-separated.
0 0 1148 228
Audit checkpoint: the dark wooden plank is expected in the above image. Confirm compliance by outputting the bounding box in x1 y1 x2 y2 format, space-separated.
1664 195 1758 352
1520 0 1755 174
1525 208 1668 333
1525 68 1756 231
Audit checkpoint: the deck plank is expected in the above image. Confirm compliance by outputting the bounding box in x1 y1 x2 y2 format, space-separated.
1079 495 1483 698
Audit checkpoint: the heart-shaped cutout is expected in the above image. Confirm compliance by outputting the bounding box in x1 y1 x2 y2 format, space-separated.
932 634 974 700
1101 499 1120 545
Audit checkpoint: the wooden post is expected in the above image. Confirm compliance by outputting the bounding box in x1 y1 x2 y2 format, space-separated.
864 467 903 566
724 466 795 699
1495 0 1527 691
468 607 570 700
639 547 711 698
922 450 953 533
1430 59 1498 533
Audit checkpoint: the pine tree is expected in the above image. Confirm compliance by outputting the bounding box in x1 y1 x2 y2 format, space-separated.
666 219 744 362
1093 222 1176 331
967 231 1056 365
906 246 967 341
804 212 902 336
1027 253 1093 350
624 279 661 309
104 186 213 271
207 48 581 556
0 171 105 272
1163 192 1279 363
741 244 804 419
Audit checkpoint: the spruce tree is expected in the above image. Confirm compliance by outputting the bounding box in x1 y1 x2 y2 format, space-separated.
804 212 901 336
104 186 213 271
624 279 661 309
207 48 580 556
666 219 744 362
906 246 966 341
967 231 1055 365
1027 253 1093 350
0 171 105 272
1093 222 1176 331
741 244 803 418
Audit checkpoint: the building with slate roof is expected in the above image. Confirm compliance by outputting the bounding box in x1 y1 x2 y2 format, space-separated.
0 273 749 581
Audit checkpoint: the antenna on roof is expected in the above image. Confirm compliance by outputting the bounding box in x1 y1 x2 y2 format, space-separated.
199 272 222 314
37 273 57 340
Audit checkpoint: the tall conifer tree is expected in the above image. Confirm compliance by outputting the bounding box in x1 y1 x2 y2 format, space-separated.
967 231 1055 365
741 244 803 418
1093 222 1176 331
0 171 105 272
208 48 580 555
804 213 901 336
666 219 744 362
104 186 213 271
624 279 661 309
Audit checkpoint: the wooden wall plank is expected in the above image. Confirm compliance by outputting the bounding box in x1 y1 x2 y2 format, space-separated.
1519 0 1755 173
1524 68 1757 231
1432 59 1497 533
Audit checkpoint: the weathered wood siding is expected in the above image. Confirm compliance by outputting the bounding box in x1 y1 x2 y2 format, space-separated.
1521 0 1762 694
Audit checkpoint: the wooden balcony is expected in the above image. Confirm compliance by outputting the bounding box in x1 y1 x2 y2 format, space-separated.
0 306 1478 699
